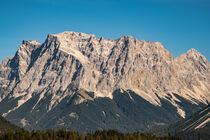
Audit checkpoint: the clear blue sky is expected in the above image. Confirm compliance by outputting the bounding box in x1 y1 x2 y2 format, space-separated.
0 0 210 62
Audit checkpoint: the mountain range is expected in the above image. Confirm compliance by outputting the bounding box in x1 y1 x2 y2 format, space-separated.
0 31 209 132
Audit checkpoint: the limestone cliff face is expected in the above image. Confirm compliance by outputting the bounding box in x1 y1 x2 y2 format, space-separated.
0 31 209 122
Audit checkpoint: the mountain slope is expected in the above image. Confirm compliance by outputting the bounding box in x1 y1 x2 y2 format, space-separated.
0 115 22 134
151 105 210 140
0 31 209 132
172 104 210 132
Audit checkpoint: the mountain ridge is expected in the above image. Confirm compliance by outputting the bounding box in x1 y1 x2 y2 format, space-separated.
150 104 210 140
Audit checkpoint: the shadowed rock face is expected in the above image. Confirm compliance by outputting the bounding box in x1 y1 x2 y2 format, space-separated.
0 31 209 132
150 105 210 140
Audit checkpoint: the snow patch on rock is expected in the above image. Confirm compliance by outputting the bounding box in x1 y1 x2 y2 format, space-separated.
69 112 79 120
102 111 106 117
20 118 28 127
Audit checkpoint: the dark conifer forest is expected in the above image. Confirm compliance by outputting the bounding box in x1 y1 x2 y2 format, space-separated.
0 129 183 140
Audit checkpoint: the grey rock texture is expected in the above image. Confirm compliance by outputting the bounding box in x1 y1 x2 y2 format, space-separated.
0 31 209 132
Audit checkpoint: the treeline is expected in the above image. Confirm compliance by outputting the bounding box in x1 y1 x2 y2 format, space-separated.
0 116 22 134
0 129 183 140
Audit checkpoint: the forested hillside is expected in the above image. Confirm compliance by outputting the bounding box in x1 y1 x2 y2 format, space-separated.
0 115 22 134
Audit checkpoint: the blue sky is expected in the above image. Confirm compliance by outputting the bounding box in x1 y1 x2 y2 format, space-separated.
0 0 210 62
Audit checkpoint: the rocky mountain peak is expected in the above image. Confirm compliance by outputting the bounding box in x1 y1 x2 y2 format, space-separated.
185 48 207 61
117 35 133 42
175 48 209 74
53 31 96 41
22 40 41 46
177 48 206 61
0 57 9 66
187 48 199 53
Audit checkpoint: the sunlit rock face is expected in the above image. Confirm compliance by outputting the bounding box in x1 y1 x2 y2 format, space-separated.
0 31 209 132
